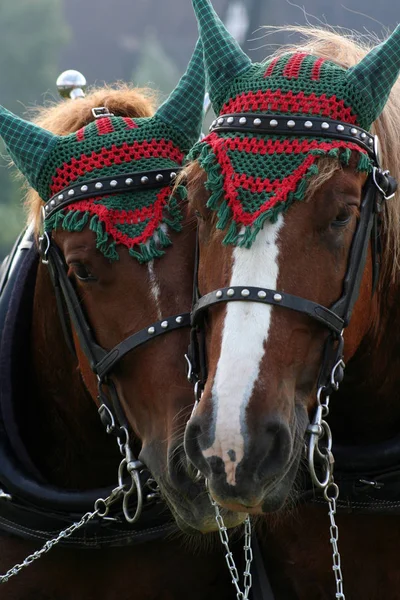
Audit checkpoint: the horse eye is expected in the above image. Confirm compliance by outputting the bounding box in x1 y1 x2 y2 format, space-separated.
195 209 205 221
70 262 97 282
331 210 351 228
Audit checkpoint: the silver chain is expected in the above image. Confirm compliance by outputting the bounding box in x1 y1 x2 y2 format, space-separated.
324 483 345 599
209 494 253 600
306 384 346 600
0 485 124 584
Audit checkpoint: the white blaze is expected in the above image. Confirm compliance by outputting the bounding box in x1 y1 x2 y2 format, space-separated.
203 216 284 485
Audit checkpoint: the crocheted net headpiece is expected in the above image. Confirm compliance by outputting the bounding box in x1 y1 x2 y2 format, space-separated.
189 0 400 247
0 40 205 262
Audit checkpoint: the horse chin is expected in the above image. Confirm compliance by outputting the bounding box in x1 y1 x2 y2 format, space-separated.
157 477 247 533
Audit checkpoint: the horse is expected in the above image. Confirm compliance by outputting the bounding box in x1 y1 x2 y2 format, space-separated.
184 0 400 596
0 43 244 598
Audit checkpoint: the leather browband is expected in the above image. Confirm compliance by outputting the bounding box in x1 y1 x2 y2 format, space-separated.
44 167 182 220
209 113 376 158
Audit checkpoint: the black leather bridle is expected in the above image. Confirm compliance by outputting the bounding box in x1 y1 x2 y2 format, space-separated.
38 167 190 475
187 113 397 406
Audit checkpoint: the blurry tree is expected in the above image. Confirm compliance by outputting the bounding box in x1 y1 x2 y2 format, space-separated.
0 0 69 259
133 30 181 103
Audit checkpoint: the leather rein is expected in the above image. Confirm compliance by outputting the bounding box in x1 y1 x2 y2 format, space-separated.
38 166 190 524
186 113 399 510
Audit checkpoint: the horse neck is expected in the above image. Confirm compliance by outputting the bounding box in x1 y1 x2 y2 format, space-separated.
329 277 400 444
23 262 119 489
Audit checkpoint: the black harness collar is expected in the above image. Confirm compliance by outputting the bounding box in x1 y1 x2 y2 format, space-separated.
187 114 399 514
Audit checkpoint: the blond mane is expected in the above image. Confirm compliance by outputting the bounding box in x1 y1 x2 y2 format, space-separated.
25 83 157 230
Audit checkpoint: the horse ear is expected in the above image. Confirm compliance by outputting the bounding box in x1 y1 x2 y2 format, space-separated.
346 25 400 124
191 0 252 109
156 39 206 147
0 105 58 191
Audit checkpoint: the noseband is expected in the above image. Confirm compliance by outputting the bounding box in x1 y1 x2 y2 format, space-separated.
38 166 190 522
187 113 397 411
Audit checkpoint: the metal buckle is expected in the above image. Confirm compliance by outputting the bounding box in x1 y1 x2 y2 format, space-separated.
38 231 51 265
0 489 12 501
372 167 396 201
373 135 382 168
91 107 114 119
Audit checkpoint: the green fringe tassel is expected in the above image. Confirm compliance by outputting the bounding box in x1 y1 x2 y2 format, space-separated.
357 152 373 172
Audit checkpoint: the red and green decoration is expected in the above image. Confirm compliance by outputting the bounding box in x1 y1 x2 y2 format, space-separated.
0 40 205 263
189 0 400 247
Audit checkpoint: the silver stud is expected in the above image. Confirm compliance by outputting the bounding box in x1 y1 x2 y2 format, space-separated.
287 120 296 128
125 178 133 185
45 204 50 212
95 182 103 190
269 119 278 127
176 316 183 324
217 118 224 125
170 172 177 180
239 117 247 125
304 121 313 128
253 118 262 127
57 194 64 201
68 189 75 197
81 185 88 192
369 137 374 145
321 122 330 130
50 199 56 207
212 120 217 128
350 128 358 135
156 174 164 182
148 327 155 335
241 289 250 297
274 293 283 302
336 124 345 132
227 117 234 124
360 132 367 139
141 176 149 185
161 321 169 329
227 288 235 297
216 290 223 298
258 290 267 299
110 180 118 187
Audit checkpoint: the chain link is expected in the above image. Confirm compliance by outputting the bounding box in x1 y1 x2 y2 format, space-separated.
0 486 124 584
208 493 253 600
307 385 346 600
324 483 345 599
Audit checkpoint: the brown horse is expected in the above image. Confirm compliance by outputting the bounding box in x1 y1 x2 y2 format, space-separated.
0 68 244 598
184 2 400 596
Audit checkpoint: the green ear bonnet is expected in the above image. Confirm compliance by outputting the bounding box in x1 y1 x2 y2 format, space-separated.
189 0 400 247
0 40 205 263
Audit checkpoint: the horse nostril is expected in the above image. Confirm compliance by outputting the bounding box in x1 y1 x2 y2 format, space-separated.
257 420 292 480
184 418 212 477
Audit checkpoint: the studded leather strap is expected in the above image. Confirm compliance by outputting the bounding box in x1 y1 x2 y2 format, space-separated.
209 113 377 159
44 167 182 220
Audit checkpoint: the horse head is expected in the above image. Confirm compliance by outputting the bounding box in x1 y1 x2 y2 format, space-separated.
184 0 400 514
1 41 243 533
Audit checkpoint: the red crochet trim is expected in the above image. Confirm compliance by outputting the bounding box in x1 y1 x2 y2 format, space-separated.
50 140 184 194
96 117 114 135
283 53 308 79
264 57 279 78
222 89 358 124
311 58 326 81
65 186 171 249
76 128 85 142
203 132 366 227
123 117 138 129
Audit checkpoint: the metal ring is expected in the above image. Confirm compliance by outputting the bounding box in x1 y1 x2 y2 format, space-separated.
122 468 143 524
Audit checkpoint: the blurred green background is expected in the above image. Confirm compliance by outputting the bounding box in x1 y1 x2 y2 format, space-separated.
0 0 397 259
